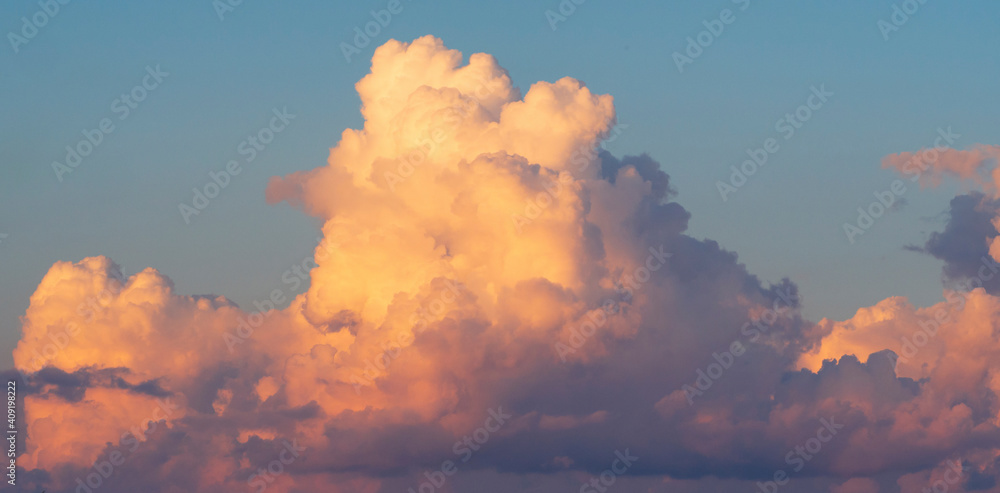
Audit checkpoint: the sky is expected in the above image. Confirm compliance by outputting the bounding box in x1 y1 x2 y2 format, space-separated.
2 1 1000 492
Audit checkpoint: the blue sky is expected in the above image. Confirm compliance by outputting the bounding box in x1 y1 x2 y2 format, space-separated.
2 0 998 371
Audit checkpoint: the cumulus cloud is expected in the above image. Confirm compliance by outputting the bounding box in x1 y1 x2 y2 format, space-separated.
882 144 1000 190
884 144 1000 270
905 192 1000 295
10 36 1000 492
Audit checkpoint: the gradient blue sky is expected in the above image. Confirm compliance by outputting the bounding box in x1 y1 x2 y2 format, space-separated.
2 0 998 370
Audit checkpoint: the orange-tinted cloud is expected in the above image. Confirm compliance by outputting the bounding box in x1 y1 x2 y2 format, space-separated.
882 144 1000 190
11 36 1000 493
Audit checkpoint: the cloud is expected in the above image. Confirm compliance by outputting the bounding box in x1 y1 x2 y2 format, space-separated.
882 145 1000 190
10 36 1000 492
906 192 1000 294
